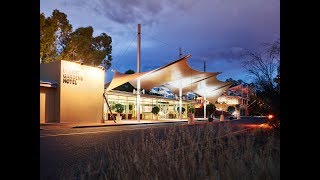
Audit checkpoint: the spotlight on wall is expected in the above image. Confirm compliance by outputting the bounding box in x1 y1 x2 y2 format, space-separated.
75 60 84 65
98 65 105 71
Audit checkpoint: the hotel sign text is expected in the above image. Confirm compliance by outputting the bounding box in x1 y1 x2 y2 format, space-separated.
62 68 83 85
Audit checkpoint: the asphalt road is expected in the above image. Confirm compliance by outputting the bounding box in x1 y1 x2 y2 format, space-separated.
40 117 266 179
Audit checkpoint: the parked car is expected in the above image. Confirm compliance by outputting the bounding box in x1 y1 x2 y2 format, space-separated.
224 114 237 120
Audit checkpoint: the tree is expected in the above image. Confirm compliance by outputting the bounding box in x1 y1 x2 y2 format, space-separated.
114 69 136 92
40 13 57 63
225 78 239 87
40 9 113 70
247 93 269 116
241 38 279 93
225 78 248 87
241 38 280 130
40 10 72 63
51 9 72 55
59 26 113 69
274 66 280 93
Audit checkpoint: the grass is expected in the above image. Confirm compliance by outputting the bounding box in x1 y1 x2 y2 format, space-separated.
57 123 280 180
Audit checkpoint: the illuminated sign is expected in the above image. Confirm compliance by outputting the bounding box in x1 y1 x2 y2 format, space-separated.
62 67 84 85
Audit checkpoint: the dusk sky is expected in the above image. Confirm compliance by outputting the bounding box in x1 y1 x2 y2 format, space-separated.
40 0 279 83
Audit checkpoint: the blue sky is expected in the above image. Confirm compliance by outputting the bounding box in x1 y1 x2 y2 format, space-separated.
40 0 279 83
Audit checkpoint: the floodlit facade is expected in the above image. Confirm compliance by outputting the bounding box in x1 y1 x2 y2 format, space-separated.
104 90 191 120
105 55 232 120
40 60 105 123
215 84 254 115
40 55 232 124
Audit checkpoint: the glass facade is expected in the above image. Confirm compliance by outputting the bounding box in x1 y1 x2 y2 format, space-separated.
104 90 191 120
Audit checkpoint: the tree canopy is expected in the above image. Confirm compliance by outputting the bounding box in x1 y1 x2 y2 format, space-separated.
241 38 280 129
225 78 254 87
40 9 113 70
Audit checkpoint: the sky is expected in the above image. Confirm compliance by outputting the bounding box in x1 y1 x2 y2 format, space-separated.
40 0 280 83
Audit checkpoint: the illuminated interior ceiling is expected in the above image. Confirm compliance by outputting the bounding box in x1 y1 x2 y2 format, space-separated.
106 55 232 103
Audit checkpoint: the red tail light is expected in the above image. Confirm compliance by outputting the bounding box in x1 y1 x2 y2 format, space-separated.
267 114 274 120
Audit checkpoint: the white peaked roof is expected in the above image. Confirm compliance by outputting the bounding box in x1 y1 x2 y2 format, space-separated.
105 71 148 91
105 55 232 103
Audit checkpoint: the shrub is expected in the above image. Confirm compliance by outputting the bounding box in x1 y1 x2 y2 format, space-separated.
227 106 235 114
206 103 216 114
151 106 160 115
113 103 124 114
188 107 195 114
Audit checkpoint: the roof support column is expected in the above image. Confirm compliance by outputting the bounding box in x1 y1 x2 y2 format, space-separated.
203 94 207 119
137 79 141 122
179 80 182 119
136 23 141 122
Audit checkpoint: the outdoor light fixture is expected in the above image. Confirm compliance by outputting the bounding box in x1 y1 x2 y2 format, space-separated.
267 114 274 120
98 65 105 71
75 60 84 65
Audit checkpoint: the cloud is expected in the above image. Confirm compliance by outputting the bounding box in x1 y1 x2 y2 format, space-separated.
41 0 279 84
61 0 198 27
192 47 246 64
91 0 163 26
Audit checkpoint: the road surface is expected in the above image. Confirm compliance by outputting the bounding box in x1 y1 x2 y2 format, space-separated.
40 117 266 179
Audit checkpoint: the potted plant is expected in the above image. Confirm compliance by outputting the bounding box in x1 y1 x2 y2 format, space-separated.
206 103 216 122
187 106 195 124
113 103 124 122
151 106 160 120
177 107 186 114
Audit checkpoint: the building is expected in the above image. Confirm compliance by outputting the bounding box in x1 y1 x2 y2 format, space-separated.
104 90 193 120
215 84 254 116
40 55 232 124
40 60 105 123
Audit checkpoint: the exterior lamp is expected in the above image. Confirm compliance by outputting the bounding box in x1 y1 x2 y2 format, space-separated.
75 60 84 65
98 65 105 71
267 114 274 120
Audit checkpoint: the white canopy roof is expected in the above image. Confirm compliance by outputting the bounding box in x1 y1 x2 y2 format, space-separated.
106 55 232 103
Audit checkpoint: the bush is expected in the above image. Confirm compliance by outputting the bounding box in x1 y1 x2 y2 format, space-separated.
151 106 160 115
